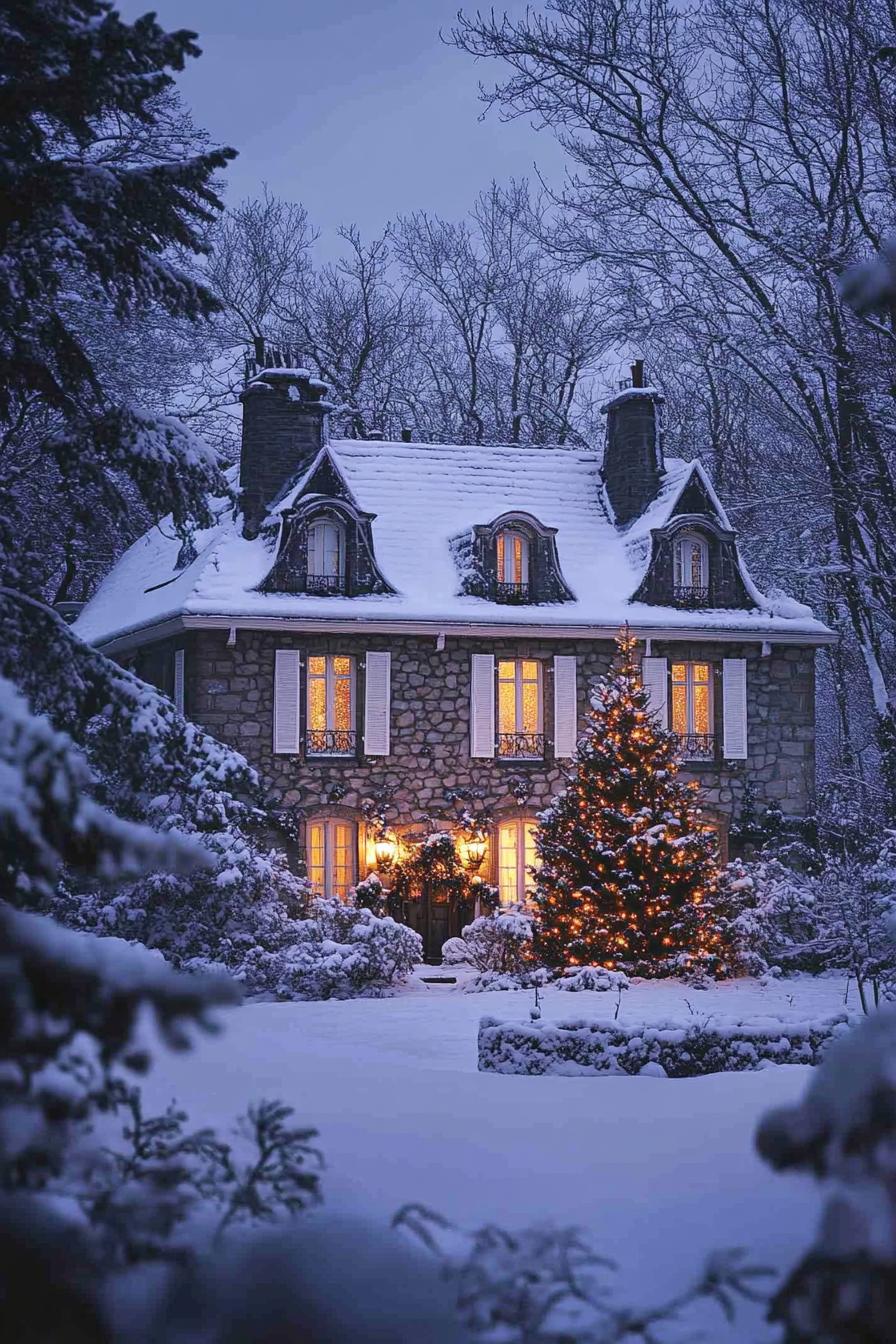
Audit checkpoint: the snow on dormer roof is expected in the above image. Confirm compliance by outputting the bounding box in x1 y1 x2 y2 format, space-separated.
74 439 831 648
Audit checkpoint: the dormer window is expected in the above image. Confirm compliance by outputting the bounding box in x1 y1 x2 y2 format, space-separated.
495 529 531 602
673 532 709 606
307 518 345 594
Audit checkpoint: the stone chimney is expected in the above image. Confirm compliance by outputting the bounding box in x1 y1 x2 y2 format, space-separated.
238 340 332 538
600 360 665 525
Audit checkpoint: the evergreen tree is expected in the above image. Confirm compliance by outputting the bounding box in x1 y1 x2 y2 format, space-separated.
534 630 724 976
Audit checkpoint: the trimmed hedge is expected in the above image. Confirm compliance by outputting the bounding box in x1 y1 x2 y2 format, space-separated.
478 1012 855 1078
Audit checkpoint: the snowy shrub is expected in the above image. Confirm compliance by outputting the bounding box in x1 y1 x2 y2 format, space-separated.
441 936 471 966
463 967 550 994
59 834 422 1001
757 1002 896 1341
557 965 631 993
716 857 824 976
478 1012 853 1077
442 909 535 973
352 871 387 912
812 840 896 1012
236 897 422 1000
79 1089 321 1266
54 793 313 979
396 1203 769 1343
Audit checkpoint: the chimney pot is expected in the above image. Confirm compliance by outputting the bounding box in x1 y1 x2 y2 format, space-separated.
631 359 645 388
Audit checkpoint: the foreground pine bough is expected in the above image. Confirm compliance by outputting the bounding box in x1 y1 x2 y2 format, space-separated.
478 1012 855 1077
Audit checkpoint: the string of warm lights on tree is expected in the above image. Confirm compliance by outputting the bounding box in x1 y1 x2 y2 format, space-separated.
534 628 725 977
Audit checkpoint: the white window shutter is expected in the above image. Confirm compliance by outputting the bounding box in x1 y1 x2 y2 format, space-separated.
364 651 391 756
470 654 495 758
273 649 301 754
640 656 668 728
722 658 748 759
553 655 578 758
173 648 185 715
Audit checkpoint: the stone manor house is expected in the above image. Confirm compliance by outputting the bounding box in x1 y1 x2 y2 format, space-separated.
75 354 834 957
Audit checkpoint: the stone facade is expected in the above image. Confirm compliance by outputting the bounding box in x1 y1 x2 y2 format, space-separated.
135 628 817 882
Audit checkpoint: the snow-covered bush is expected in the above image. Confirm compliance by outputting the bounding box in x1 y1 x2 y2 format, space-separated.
715 857 824 975
757 1002 896 1340
715 841 896 1005
55 792 312 977
441 936 472 966
441 909 535 972
234 897 422 1000
478 1012 852 1077
463 967 550 994
812 839 896 1012
396 1203 768 1343
557 965 631 993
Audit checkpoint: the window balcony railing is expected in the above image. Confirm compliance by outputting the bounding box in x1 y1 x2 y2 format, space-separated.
305 574 345 595
673 732 716 761
306 729 357 756
497 731 545 759
494 581 532 604
673 584 710 607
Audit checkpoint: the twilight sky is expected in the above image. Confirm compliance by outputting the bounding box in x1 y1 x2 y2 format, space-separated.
120 0 565 250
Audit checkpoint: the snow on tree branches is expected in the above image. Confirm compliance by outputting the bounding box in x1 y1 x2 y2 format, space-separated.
534 629 725 976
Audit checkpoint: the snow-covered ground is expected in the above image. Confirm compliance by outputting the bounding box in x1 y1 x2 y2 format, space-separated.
144 973 854 1341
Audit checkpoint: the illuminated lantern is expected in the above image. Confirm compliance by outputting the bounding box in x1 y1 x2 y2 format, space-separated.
373 832 398 872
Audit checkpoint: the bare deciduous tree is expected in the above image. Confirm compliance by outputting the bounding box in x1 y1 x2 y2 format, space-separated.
453 0 896 810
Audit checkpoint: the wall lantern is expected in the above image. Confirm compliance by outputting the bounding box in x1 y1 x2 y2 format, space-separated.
463 835 487 873
373 832 398 872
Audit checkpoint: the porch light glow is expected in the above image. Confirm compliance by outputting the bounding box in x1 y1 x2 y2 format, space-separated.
373 833 398 871
462 836 487 872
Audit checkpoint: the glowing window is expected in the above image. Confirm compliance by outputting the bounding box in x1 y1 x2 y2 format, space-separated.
306 818 356 899
497 659 543 757
307 654 355 754
496 530 530 589
671 662 714 757
497 819 538 906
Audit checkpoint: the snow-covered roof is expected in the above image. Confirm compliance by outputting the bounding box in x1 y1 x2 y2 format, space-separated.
74 439 832 648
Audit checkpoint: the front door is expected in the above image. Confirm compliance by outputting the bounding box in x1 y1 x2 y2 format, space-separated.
404 881 465 962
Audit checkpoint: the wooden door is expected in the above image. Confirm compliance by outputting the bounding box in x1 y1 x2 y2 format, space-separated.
403 881 466 962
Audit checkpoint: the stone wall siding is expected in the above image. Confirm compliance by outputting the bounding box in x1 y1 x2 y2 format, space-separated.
135 631 817 854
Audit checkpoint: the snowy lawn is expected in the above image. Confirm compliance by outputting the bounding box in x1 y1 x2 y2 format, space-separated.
143 972 854 1341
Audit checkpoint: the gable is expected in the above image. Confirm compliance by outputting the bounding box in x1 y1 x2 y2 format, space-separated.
290 452 358 510
670 470 725 525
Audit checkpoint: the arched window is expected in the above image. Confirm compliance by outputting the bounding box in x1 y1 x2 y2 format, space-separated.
307 518 345 593
673 532 709 604
495 529 530 600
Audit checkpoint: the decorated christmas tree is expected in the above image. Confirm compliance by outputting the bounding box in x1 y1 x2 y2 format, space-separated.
534 629 724 976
